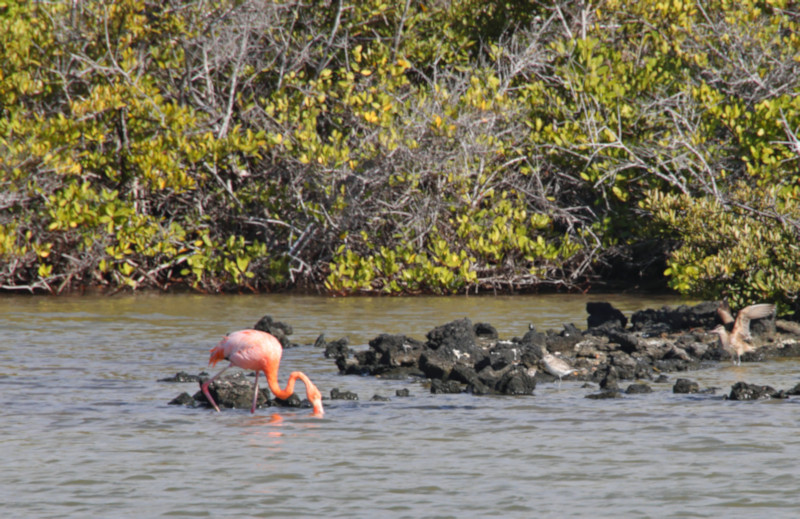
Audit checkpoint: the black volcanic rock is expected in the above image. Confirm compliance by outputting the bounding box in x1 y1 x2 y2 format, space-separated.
323 336 351 359
587 302 628 329
430 379 463 394
426 318 479 352
169 392 194 405
330 388 358 400
625 383 653 394
369 334 425 367
631 302 718 334
586 390 622 399
672 378 699 394
726 382 784 401
159 371 201 383
195 372 271 409
253 315 294 347
493 366 536 395
474 322 499 339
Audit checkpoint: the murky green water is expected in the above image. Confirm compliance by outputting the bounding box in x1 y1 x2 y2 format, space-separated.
3 293 800 518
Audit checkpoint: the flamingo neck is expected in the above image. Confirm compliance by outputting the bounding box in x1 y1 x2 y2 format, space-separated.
266 369 321 411
264 365 297 400
293 372 324 416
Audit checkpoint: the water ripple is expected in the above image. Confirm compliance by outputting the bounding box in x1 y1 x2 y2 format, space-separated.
2 294 800 518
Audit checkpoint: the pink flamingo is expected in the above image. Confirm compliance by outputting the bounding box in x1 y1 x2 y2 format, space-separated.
201 329 324 416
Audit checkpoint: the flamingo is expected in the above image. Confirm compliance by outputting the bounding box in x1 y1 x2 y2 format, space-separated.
710 302 775 365
201 329 324 416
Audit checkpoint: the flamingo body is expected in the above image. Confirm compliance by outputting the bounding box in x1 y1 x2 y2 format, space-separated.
208 329 281 372
202 329 323 416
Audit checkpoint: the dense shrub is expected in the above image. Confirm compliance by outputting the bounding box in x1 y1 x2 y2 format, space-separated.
1 0 798 307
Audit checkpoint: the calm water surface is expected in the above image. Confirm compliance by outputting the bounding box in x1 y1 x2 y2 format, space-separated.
2 293 799 518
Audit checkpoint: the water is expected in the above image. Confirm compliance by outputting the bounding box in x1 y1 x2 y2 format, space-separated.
2 293 800 518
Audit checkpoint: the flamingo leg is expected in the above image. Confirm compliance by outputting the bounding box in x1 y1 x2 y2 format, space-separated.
201 364 232 412
250 371 259 414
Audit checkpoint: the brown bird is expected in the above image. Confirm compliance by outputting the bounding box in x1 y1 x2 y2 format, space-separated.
710 303 775 365
541 346 577 386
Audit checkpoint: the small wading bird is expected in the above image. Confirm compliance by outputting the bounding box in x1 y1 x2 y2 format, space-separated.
710 302 775 365
542 346 577 386
201 329 324 416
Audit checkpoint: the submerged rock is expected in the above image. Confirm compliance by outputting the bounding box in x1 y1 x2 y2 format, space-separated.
169 392 194 405
625 383 653 394
726 382 785 401
159 371 201 383
673 378 700 394
330 388 358 400
586 390 623 399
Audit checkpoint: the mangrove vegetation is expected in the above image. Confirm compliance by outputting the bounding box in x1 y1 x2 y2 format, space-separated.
1 0 799 312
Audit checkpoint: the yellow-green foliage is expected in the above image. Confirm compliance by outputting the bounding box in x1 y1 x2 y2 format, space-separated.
1 0 799 297
325 191 582 294
646 187 800 313
0 1 273 292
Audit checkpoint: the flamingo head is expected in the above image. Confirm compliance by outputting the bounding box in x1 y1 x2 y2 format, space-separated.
306 382 324 417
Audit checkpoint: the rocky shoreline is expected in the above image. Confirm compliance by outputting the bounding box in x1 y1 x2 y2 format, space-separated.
165 301 800 409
